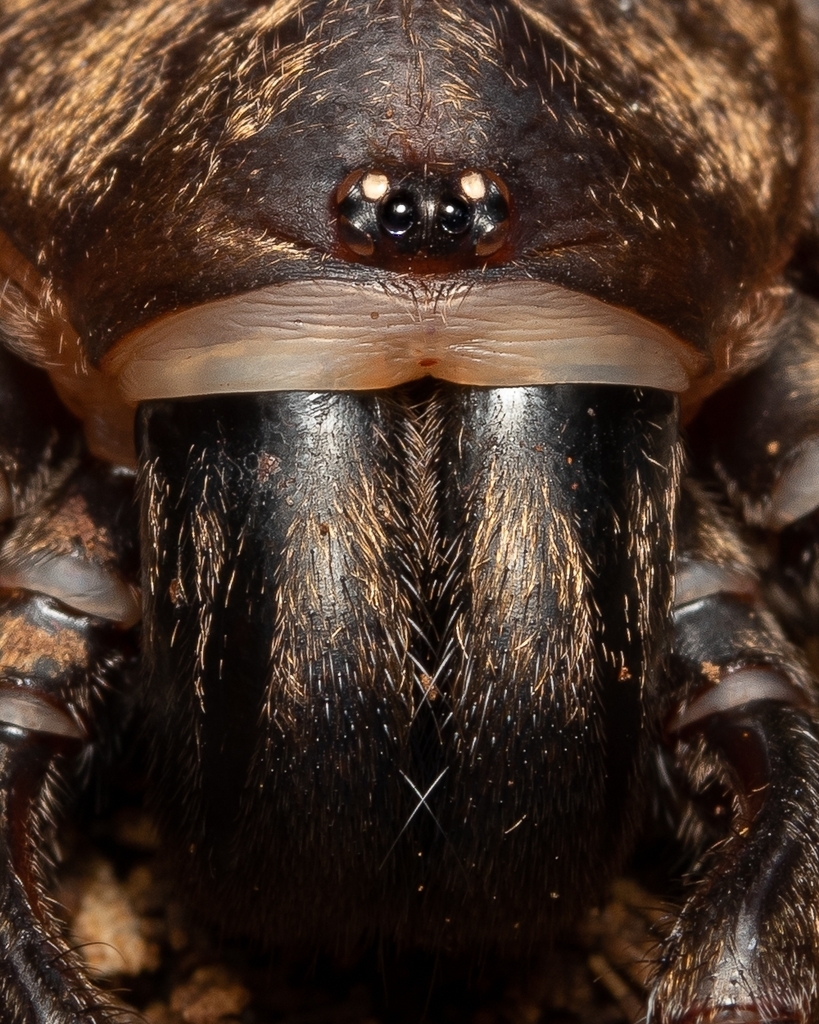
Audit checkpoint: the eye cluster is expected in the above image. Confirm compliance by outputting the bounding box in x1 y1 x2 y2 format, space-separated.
335 167 511 267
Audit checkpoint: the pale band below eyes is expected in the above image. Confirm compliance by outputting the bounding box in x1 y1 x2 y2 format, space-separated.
104 279 704 401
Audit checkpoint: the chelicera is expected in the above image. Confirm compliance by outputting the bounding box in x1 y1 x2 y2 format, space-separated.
0 1 817 1021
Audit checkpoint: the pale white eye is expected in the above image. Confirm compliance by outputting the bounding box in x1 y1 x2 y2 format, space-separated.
360 171 390 201
459 171 487 200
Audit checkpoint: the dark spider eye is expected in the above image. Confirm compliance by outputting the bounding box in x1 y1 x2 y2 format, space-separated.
379 191 417 236
438 194 472 235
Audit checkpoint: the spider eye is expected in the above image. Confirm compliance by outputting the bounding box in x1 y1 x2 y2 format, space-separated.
438 194 472 235
333 166 512 264
379 191 417 236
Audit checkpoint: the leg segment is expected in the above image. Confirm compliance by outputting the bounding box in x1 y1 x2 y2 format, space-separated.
0 453 139 1023
0 347 80 524
691 293 819 634
0 597 137 1023
650 483 819 1023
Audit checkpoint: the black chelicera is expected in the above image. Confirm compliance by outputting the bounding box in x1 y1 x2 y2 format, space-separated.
0 0 818 1021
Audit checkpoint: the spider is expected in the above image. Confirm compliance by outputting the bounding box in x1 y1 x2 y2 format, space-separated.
0 0 817 1021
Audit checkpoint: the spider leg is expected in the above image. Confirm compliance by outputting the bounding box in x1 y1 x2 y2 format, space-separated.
0 354 139 1022
692 292 819 633
0 593 138 1023
649 482 819 1024
0 347 80 522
